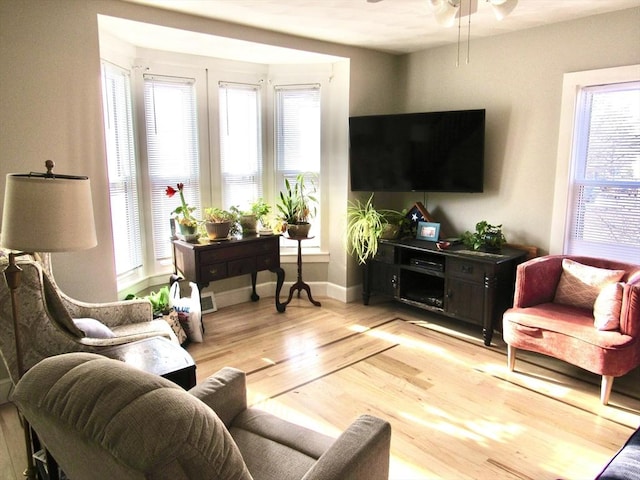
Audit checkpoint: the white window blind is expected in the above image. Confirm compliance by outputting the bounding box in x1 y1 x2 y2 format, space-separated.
219 82 263 210
275 84 321 246
566 81 640 262
144 74 201 260
101 62 143 276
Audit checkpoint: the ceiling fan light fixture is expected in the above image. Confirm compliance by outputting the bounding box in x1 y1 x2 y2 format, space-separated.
488 0 518 20
428 0 461 27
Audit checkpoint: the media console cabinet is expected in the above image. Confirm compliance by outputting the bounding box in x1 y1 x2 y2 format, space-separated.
363 239 527 345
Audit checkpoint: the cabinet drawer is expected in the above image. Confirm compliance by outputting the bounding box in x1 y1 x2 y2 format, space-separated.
228 258 256 277
374 244 396 264
257 253 279 270
201 243 257 264
447 258 485 283
202 262 228 282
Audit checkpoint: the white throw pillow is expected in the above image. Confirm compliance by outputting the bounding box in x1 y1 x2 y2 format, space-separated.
594 282 624 331
72 318 116 339
553 259 625 310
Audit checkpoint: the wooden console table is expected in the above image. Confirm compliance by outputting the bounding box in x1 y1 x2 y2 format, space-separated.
173 234 286 312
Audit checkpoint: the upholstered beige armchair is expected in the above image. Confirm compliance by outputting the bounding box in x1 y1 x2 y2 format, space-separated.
0 253 177 384
12 353 392 480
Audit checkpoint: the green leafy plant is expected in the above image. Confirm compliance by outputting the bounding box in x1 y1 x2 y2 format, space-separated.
125 286 170 317
346 193 407 264
277 172 318 224
461 221 507 251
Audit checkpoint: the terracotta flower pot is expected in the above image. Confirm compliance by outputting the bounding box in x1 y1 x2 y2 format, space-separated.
205 221 231 240
286 222 311 238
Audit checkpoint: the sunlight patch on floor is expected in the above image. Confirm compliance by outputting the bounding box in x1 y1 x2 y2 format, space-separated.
403 406 522 447
351 323 469 368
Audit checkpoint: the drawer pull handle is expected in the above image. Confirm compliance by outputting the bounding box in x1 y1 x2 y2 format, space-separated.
209 268 218 275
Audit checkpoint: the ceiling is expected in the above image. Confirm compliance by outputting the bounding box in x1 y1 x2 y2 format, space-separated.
122 0 638 54
106 0 638 64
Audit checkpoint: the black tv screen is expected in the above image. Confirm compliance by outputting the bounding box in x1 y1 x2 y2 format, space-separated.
349 109 485 192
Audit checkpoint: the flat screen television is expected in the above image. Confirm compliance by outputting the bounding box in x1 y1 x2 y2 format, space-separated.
349 109 485 192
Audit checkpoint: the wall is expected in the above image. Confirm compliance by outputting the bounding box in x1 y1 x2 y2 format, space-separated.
395 8 640 253
0 0 399 391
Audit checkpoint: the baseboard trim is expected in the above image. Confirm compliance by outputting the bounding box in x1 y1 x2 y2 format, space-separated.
211 280 351 308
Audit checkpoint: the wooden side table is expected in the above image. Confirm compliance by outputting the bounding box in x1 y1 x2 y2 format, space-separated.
283 236 321 307
100 337 196 390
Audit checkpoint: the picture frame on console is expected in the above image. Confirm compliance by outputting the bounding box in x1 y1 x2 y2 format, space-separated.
417 221 440 242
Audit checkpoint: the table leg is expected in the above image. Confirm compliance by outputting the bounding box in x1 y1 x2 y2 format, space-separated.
272 267 287 312
250 271 259 301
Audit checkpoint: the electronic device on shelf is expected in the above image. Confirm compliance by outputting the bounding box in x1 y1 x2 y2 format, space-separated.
410 258 444 272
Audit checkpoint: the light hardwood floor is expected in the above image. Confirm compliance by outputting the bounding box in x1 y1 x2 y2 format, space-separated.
1 297 639 479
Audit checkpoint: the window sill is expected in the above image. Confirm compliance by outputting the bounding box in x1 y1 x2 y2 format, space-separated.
279 247 330 264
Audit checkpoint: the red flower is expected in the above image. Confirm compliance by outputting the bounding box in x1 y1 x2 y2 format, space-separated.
177 183 184 191
165 185 177 197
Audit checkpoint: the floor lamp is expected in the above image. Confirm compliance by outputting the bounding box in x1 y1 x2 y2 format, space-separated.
1 160 97 479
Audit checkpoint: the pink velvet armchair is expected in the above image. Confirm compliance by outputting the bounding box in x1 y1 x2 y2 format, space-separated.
502 255 640 405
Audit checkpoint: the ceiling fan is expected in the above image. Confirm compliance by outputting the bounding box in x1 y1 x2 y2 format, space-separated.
367 0 518 24
428 0 518 25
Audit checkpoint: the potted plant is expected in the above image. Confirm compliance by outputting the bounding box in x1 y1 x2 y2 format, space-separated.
232 199 272 235
203 207 237 240
276 172 318 238
461 220 507 252
346 193 408 265
166 183 198 237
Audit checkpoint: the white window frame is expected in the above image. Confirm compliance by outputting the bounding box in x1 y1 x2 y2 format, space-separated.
218 81 263 211
100 60 144 286
550 64 640 261
273 83 323 250
142 73 202 264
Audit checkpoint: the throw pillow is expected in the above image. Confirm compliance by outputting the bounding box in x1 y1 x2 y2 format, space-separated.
72 318 116 339
594 282 624 331
553 259 625 310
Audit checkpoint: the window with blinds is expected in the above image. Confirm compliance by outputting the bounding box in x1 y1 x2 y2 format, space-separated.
275 84 321 246
566 81 640 262
101 62 143 277
144 74 201 261
219 82 263 210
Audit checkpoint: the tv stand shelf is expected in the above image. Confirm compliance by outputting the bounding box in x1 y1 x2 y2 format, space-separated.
362 239 527 346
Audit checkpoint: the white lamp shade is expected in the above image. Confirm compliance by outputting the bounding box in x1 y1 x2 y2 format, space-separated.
1 174 97 252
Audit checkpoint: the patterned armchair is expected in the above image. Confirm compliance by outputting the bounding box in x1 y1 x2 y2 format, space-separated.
503 255 640 404
0 252 177 384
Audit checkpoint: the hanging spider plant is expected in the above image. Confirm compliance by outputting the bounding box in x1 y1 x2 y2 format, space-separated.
347 193 406 265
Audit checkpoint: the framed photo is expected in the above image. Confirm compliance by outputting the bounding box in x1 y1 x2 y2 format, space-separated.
416 221 440 242
200 291 217 314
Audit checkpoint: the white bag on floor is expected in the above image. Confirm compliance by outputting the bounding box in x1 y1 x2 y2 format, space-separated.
169 281 203 343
